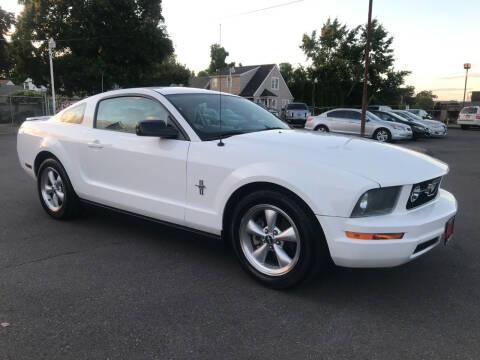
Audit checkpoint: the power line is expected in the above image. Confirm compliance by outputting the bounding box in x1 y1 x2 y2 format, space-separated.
221 0 305 19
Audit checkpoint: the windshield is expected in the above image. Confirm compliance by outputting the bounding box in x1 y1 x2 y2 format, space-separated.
366 111 383 122
403 111 423 121
394 111 413 121
287 103 308 110
166 94 290 141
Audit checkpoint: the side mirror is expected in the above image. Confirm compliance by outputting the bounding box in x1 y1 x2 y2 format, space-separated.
136 120 179 139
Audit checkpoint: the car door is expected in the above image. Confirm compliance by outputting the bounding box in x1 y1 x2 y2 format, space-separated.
78 95 190 224
344 110 362 134
326 110 349 133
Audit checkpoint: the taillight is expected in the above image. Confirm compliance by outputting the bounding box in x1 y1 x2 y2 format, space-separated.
476 114 480 119
307 117 313 122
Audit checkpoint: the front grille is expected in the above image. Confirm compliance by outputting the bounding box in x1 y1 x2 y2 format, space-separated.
413 237 439 254
406 177 441 210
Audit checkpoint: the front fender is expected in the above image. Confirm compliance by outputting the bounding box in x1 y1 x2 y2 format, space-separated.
215 161 379 219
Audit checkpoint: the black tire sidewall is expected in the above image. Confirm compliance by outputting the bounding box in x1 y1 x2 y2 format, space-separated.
37 158 79 219
229 190 323 289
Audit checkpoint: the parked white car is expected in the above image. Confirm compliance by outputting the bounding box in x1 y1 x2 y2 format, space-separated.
304 108 412 142
17 88 457 288
393 110 447 137
458 106 480 129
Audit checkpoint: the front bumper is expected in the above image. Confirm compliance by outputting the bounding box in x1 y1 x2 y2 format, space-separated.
391 130 413 140
317 189 457 268
429 127 447 137
286 118 307 127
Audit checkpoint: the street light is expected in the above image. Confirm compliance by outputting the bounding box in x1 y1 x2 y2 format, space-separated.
312 78 318 115
48 37 56 114
463 63 471 108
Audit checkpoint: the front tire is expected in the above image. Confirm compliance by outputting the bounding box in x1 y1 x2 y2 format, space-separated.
229 190 328 289
37 158 81 219
373 128 392 142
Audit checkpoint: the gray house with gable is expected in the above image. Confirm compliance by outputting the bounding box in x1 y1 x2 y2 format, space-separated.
189 64 294 112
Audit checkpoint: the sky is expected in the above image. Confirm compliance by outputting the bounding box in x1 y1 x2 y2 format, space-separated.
3 0 480 101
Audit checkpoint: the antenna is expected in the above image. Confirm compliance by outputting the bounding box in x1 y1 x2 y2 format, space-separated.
218 23 225 147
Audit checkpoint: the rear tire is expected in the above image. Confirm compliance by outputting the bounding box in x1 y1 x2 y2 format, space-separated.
373 128 392 142
461 125 469 130
229 189 329 289
314 125 329 132
37 158 81 219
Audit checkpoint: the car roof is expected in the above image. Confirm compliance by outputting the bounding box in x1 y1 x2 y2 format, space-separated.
154 87 229 96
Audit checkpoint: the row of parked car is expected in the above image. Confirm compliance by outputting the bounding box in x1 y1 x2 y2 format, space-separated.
281 103 448 142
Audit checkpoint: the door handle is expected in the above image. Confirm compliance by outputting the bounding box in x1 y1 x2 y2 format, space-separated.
87 140 104 149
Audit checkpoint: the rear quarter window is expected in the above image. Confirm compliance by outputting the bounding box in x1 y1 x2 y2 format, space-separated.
60 103 86 124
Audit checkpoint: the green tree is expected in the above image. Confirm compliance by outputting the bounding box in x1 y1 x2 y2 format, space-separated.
11 0 174 95
0 6 15 78
207 43 234 74
299 18 410 107
279 62 294 85
414 90 437 110
143 55 191 86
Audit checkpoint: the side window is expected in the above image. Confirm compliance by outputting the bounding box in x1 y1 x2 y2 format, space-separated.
327 110 344 118
271 77 279 90
61 103 86 124
95 96 174 134
346 111 361 120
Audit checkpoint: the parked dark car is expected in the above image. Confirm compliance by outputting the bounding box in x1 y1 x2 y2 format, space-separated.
283 102 310 127
371 110 430 139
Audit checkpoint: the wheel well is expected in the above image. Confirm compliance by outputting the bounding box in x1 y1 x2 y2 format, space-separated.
315 124 328 130
34 151 59 176
222 182 322 236
374 127 391 134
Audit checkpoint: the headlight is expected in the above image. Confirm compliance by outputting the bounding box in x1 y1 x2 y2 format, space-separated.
413 125 424 131
351 186 401 217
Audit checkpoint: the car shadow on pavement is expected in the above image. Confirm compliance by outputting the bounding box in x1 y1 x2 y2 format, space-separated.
79 202 466 307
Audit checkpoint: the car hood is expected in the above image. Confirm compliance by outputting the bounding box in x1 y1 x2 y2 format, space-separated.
228 130 448 187
419 119 445 127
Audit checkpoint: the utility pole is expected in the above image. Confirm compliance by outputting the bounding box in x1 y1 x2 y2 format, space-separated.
48 38 56 114
360 0 373 137
463 63 471 108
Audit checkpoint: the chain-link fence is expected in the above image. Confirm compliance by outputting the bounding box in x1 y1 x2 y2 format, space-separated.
0 95 81 125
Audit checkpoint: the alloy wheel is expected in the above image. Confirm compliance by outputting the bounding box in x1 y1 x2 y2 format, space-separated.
376 130 389 142
239 204 301 276
40 167 65 212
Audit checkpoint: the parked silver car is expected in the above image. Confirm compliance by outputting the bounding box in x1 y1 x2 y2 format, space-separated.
393 110 447 137
283 102 311 127
304 108 412 142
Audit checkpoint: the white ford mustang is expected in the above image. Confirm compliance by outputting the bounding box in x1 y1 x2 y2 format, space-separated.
17 87 457 288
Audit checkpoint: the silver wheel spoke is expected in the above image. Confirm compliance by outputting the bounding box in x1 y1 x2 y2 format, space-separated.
52 193 59 207
246 219 265 238
55 190 64 202
48 170 56 185
276 227 297 243
273 244 292 268
265 209 278 232
252 244 269 264
45 185 54 194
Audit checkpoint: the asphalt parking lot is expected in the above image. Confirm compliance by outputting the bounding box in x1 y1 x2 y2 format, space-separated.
1 128 479 359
